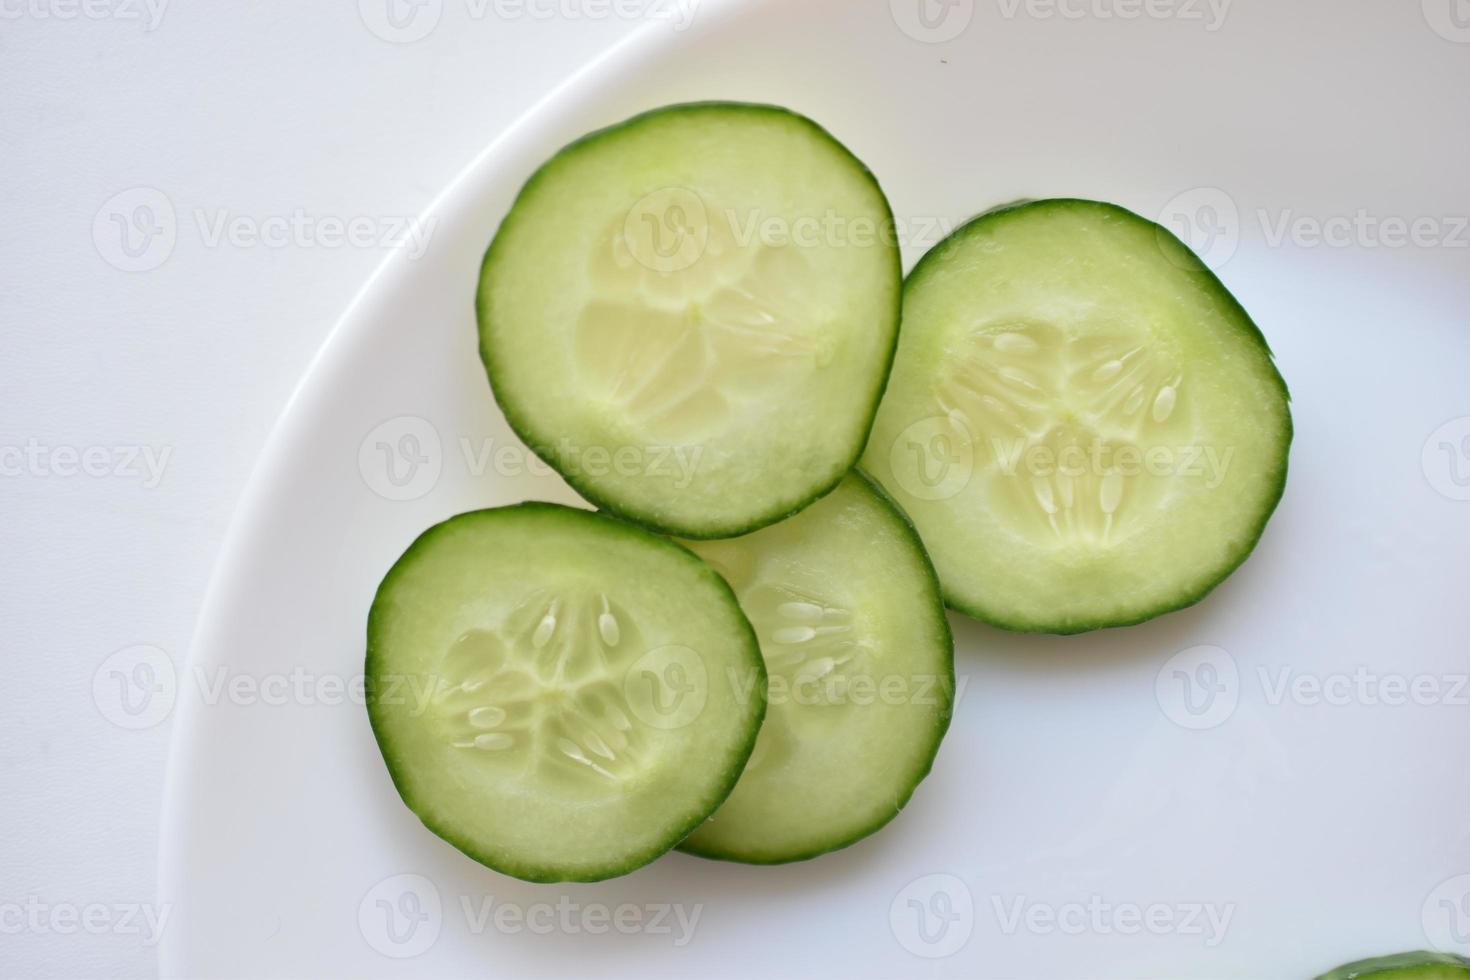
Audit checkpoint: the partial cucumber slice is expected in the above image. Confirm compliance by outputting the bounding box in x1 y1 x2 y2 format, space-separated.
477 102 901 538
366 504 766 882
1315 952 1470 979
864 199 1291 633
677 473 953 863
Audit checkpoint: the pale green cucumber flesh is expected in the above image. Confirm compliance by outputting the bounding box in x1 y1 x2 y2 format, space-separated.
677 472 953 863
1315 952 1470 979
366 504 766 883
863 198 1292 633
477 102 901 538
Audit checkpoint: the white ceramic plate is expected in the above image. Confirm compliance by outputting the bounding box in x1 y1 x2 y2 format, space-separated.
159 1 1470 976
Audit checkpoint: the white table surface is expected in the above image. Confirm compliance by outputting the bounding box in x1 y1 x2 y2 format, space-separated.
0 6 639 976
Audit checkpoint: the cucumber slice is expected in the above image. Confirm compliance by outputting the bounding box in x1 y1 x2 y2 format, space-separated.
366 504 766 882
1315 952 1470 979
863 199 1292 633
477 102 901 538
677 473 953 863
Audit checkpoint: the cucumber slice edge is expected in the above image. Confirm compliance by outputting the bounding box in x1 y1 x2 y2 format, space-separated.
366 502 769 883
884 197 1294 634
475 101 903 540
1315 951 1470 979
676 470 956 865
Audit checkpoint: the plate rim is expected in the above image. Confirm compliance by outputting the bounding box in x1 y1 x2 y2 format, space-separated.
154 2 754 971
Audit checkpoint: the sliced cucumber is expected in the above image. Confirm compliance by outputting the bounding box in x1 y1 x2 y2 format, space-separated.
863 199 1292 633
477 102 901 538
677 473 953 863
1315 952 1470 979
366 504 766 883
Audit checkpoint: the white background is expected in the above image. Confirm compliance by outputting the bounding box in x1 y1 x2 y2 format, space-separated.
1 5 640 976
7 2 1470 978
